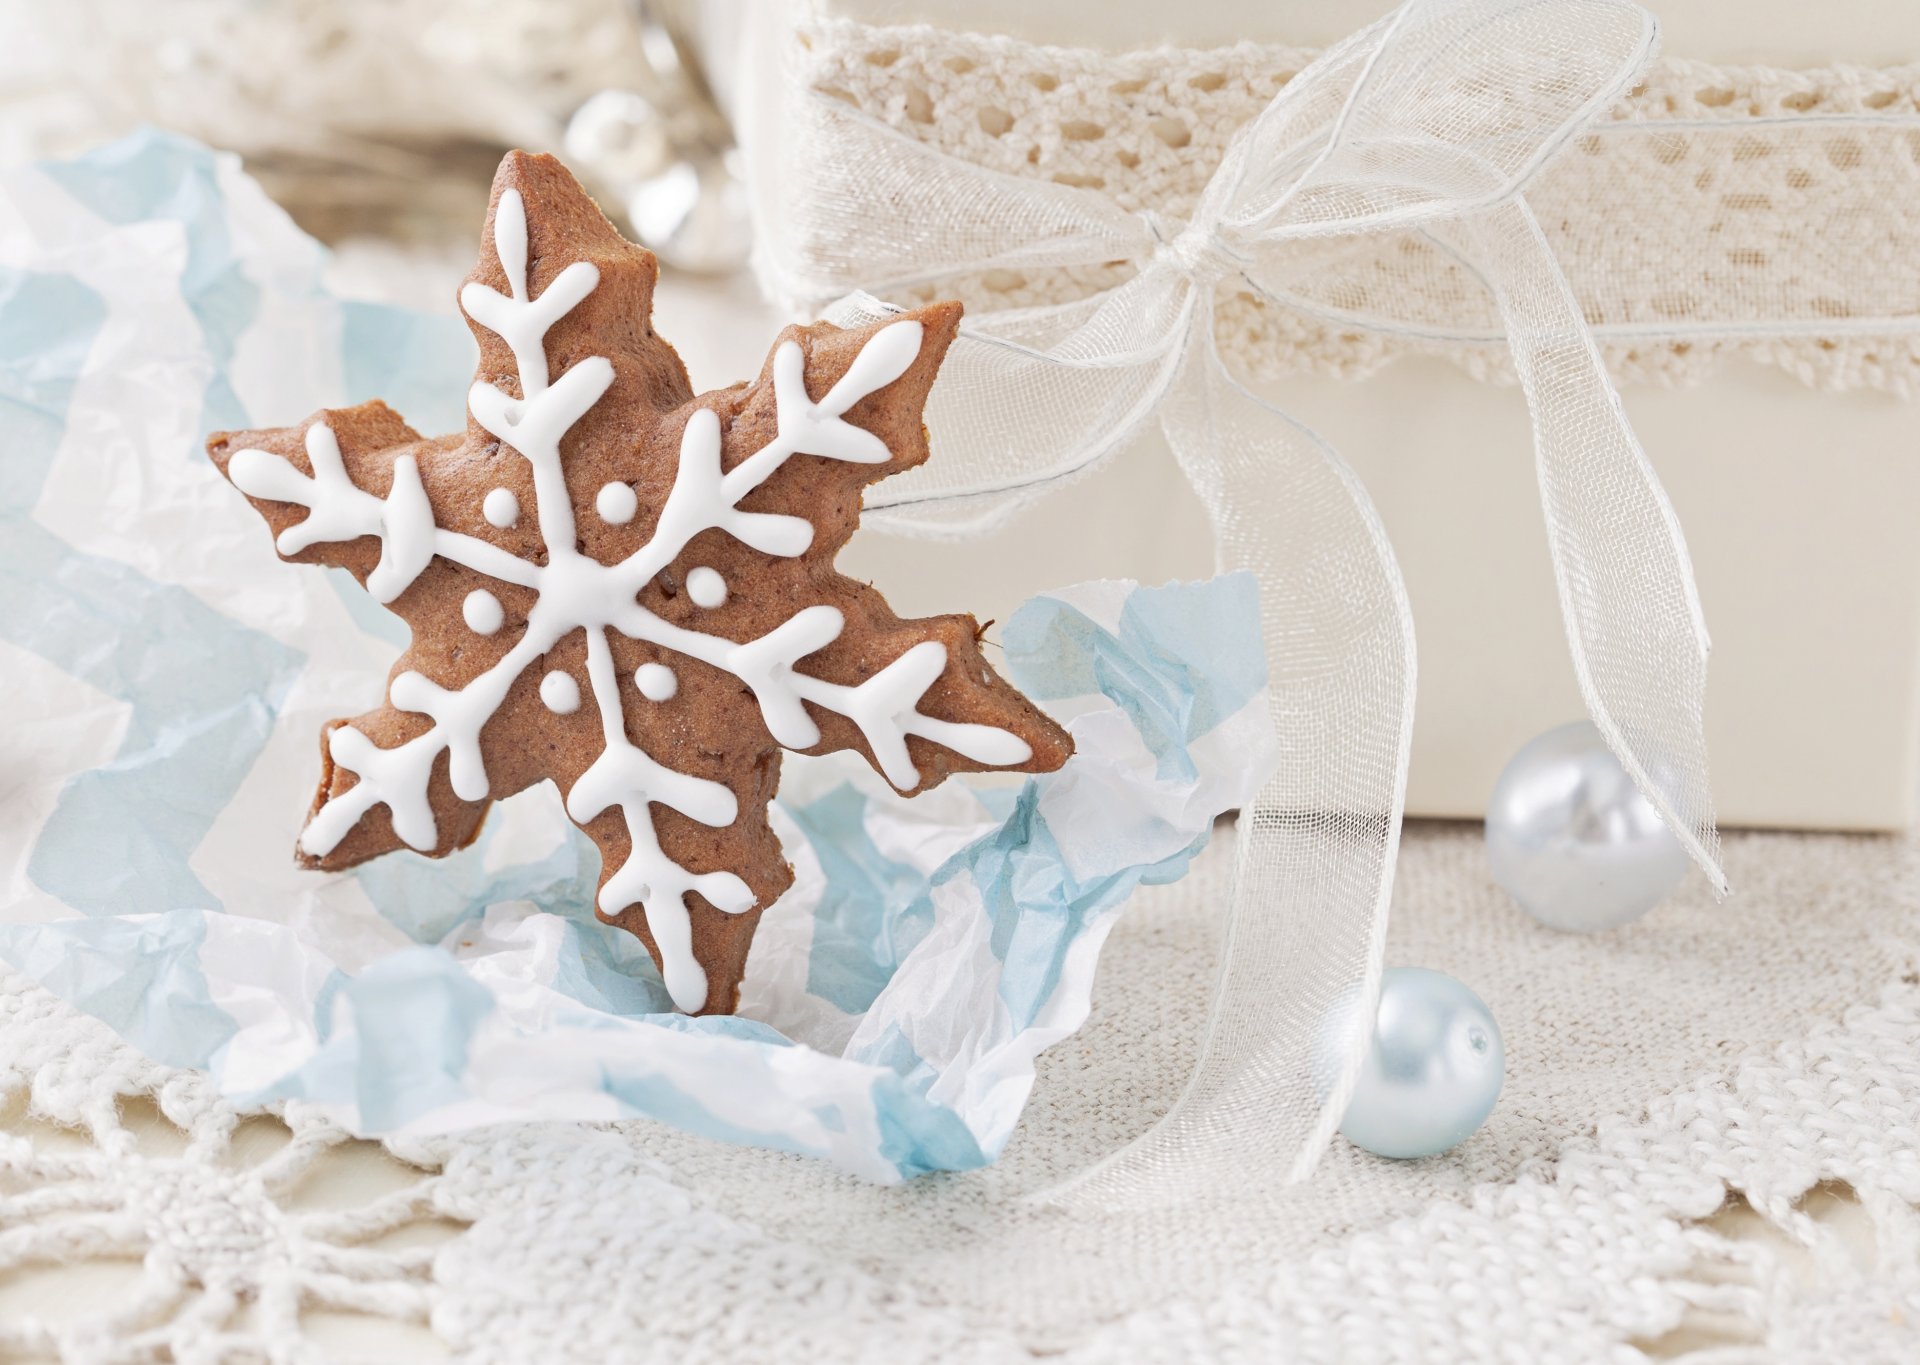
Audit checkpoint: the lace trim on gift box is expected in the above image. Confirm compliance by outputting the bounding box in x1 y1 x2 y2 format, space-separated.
792 17 1920 394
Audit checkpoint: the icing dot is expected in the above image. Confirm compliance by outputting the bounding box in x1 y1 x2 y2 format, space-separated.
482 487 519 528
540 670 581 714
462 589 504 635
686 566 727 608
595 481 638 525
635 662 677 702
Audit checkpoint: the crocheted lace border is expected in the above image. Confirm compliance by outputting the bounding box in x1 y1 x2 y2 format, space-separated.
789 16 1920 394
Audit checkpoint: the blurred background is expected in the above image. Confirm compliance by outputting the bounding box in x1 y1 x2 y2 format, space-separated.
1 0 751 310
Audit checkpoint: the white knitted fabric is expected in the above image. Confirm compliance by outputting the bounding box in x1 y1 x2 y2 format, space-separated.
787 17 1920 395
6 823 1919 1361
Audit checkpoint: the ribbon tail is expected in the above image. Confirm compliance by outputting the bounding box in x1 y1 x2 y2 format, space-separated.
1444 200 1727 893
1037 303 1418 1208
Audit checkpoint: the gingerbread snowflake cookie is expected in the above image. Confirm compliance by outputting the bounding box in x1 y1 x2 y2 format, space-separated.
209 151 1072 1015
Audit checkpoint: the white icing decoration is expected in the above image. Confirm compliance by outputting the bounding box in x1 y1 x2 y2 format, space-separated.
636 662 677 701
463 588 505 636
686 566 727 609
229 425 439 604
540 670 581 715
459 189 599 398
483 487 520 528
301 724 441 855
276 186 1031 1013
596 481 638 525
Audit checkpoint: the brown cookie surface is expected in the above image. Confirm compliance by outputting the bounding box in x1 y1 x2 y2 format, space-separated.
207 150 1072 1015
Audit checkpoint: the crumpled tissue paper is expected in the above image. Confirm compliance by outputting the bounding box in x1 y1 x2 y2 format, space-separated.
0 131 1275 1180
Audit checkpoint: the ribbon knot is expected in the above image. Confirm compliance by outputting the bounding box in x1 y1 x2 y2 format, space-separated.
1144 213 1243 288
760 0 1725 1205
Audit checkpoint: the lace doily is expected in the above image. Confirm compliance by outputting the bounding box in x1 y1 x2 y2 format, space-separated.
786 16 1920 394
7 825 1919 1361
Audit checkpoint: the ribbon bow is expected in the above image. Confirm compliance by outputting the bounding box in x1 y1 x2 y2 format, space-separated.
754 0 1725 1201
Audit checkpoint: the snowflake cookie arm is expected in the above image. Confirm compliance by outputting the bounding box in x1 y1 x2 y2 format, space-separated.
208 404 536 601
636 307 1078 796
209 403 434 595
296 708 491 870
210 402 560 870
565 626 794 1017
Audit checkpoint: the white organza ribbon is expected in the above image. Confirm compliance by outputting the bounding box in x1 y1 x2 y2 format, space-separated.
754 0 1727 1204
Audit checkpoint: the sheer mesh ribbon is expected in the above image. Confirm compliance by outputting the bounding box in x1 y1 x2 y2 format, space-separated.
756 0 1727 1203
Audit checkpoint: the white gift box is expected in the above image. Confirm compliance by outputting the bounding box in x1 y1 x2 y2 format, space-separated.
714 0 1920 832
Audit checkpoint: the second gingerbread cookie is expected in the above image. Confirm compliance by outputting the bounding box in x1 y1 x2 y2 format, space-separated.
207 151 1073 1015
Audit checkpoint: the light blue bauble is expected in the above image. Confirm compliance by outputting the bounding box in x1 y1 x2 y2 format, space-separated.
1485 720 1690 933
1338 967 1504 1160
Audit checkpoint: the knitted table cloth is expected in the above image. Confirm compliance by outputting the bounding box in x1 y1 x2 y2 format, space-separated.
5 822 1917 1362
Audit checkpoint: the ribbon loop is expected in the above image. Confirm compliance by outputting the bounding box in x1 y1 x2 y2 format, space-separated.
754 0 1722 1200
1228 0 1659 238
